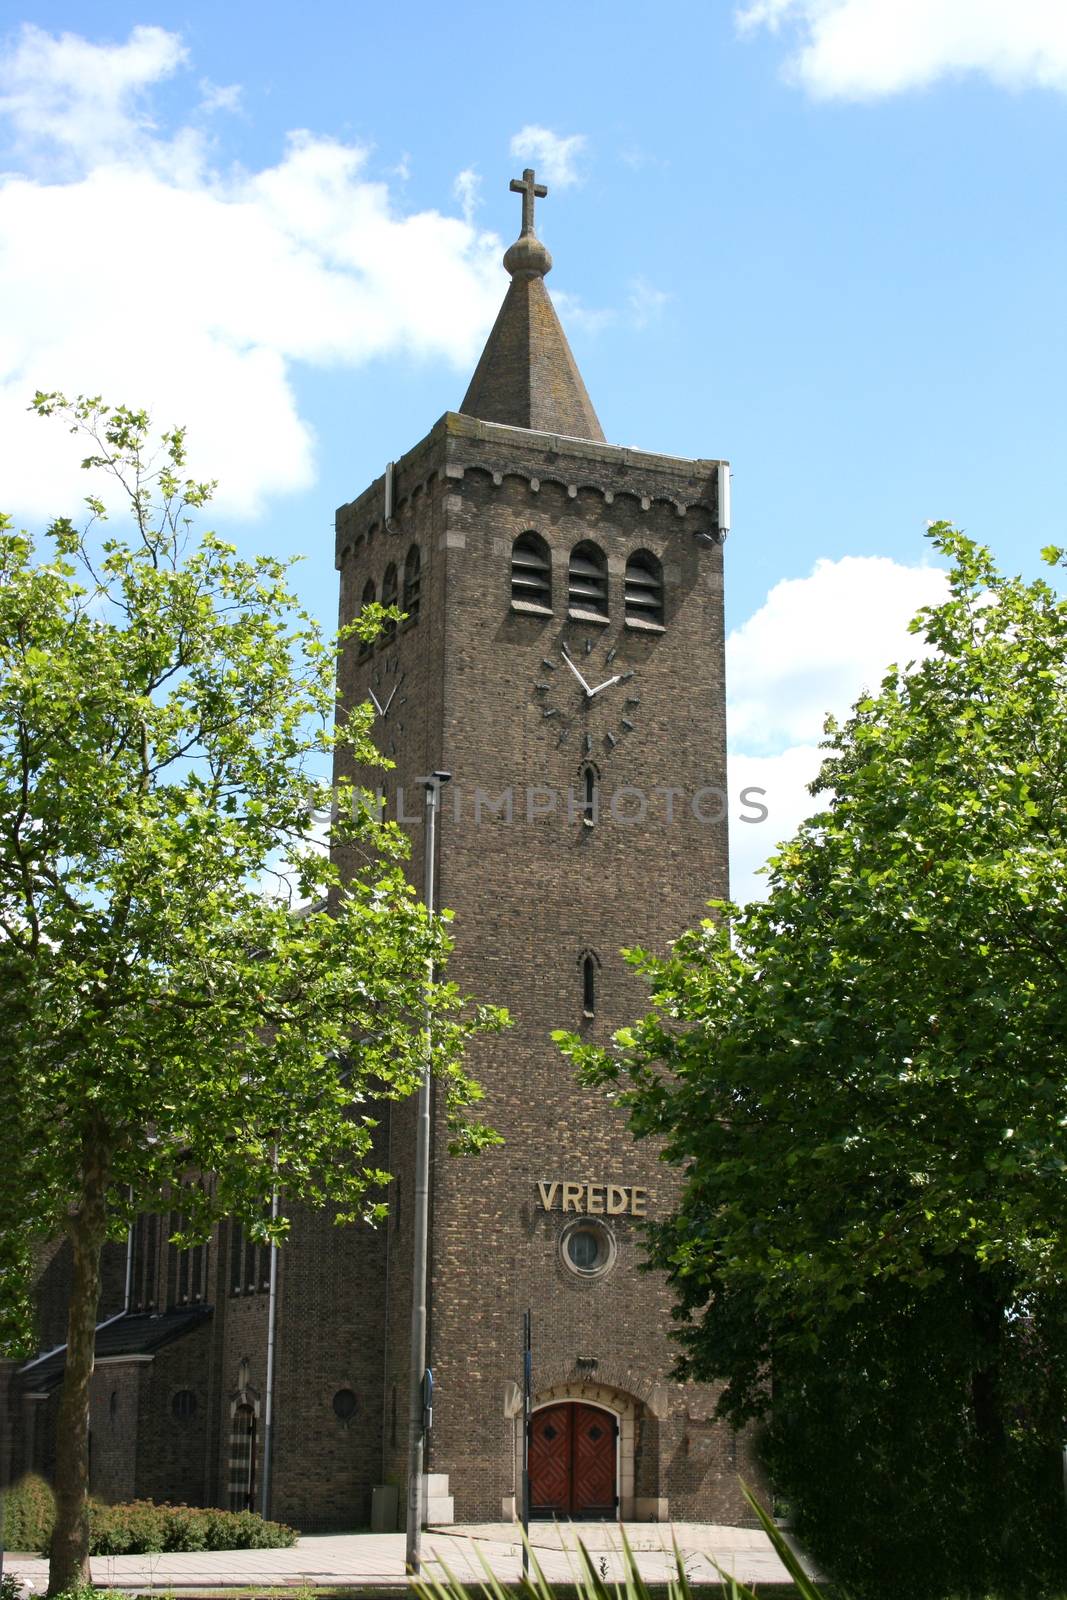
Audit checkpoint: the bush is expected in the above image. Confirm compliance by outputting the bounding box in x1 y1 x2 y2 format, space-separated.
85 1500 296 1555
1 1488 295 1557
160 1503 208 1552
1 1472 55 1552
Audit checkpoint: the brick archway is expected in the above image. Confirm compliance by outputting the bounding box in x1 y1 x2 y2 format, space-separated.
227 1394 259 1511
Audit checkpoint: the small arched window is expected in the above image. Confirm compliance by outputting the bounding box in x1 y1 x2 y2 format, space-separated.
403 545 421 621
381 563 398 639
568 542 608 619
580 763 598 827
332 1388 357 1424
582 954 597 1018
172 1389 198 1422
625 550 664 627
511 532 551 611
358 579 376 657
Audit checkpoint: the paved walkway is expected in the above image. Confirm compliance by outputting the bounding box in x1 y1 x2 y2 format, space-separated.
4 1521 804 1591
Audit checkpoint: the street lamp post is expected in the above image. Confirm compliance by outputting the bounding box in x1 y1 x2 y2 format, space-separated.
406 771 451 1575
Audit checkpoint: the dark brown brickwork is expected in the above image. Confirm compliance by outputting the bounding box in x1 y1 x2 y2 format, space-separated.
269 1201 389 1531
87 1363 141 1504
134 1319 214 1506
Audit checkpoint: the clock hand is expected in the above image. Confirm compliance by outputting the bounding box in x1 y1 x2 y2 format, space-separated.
380 684 400 718
560 646 593 697
586 673 623 699
368 688 385 717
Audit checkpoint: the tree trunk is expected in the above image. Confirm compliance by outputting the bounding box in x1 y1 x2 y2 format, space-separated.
47 1128 110 1598
970 1282 1007 1466
968 1266 1010 1581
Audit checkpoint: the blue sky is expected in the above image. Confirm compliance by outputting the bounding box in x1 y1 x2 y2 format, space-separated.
2 1 1065 898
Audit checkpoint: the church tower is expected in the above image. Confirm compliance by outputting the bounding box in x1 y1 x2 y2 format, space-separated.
322 172 745 1526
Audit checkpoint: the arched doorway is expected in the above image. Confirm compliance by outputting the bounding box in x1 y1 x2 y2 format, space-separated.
228 1401 257 1511
529 1401 617 1519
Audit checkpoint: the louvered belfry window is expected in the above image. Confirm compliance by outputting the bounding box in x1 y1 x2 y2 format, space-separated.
403 544 421 620
358 579 375 656
624 550 664 626
381 562 398 637
568 542 608 618
511 532 551 610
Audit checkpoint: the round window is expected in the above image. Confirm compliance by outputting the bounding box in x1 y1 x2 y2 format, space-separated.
560 1219 616 1279
332 1387 357 1422
171 1389 197 1421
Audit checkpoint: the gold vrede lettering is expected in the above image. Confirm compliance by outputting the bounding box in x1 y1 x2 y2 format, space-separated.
535 1181 650 1216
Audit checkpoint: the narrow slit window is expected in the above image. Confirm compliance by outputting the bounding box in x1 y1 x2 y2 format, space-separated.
381 563 398 638
177 1215 190 1303
358 579 376 657
511 533 551 611
190 1240 204 1302
581 764 598 826
229 1220 244 1295
625 551 664 626
569 542 608 618
244 1230 258 1293
582 954 596 1017
166 1209 180 1306
403 545 421 621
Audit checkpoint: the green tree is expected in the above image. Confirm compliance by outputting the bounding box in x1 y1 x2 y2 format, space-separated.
0 395 503 1596
559 526 1067 1598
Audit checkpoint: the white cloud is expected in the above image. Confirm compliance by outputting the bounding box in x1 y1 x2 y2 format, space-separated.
729 744 824 904
198 79 242 116
453 166 482 225
509 125 587 189
735 0 1067 99
727 554 950 901
0 25 504 519
728 554 948 750
550 290 616 337
0 23 190 174
627 277 669 329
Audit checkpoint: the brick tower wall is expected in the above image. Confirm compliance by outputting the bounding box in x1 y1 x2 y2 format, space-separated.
332 412 762 1526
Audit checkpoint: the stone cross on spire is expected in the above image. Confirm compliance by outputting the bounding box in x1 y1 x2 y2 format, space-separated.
458 164 605 442
510 168 547 237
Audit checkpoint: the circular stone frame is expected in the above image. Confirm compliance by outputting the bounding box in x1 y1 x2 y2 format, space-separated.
559 1217 617 1280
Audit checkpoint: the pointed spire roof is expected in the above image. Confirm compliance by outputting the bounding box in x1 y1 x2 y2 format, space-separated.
459 168 605 443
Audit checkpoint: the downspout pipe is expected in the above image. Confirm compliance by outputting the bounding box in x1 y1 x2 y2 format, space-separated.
405 772 451 1575
384 461 398 535
124 1187 135 1314
260 1157 280 1520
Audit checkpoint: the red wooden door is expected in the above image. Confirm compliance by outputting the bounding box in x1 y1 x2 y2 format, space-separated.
529 1402 617 1519
572 1404 617 1516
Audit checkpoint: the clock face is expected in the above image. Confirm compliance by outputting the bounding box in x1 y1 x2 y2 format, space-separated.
368 656 407 756
532 637 640 753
